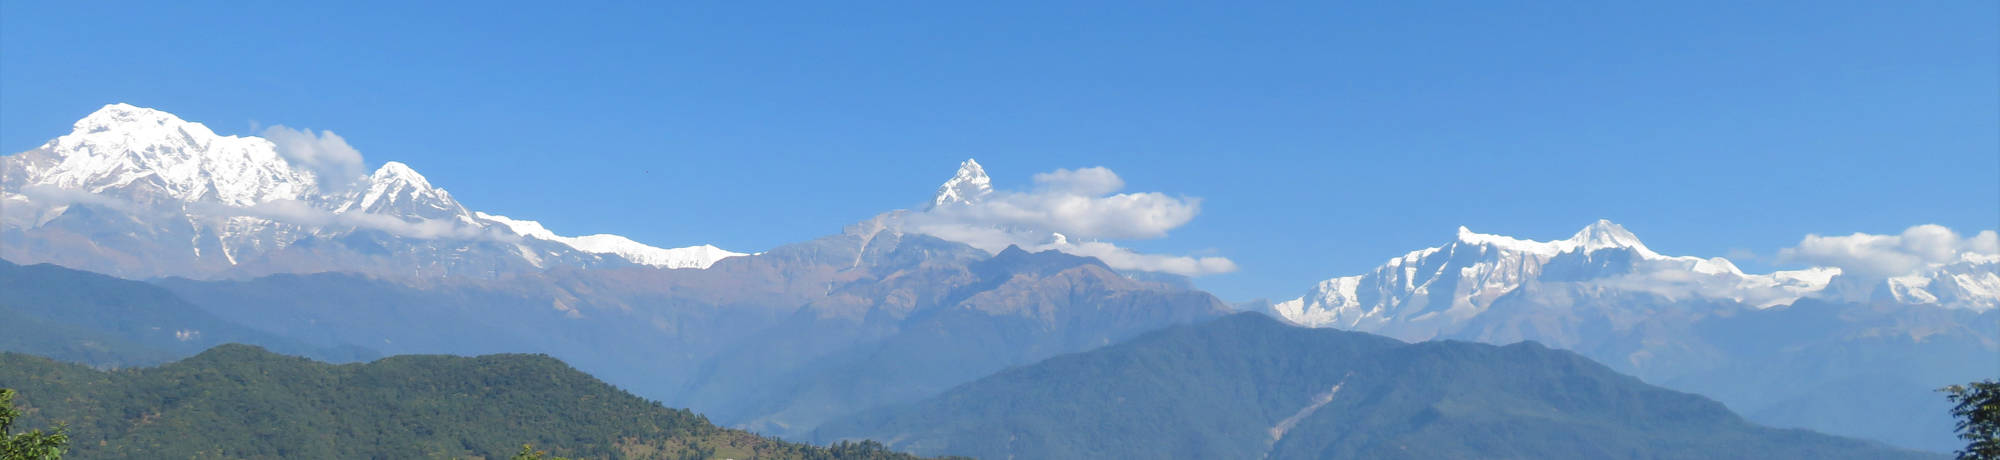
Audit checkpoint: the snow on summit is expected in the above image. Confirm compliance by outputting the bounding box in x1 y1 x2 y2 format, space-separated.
930 159 992 208
2 103 740 273
1452 220 1655 258
15 103 319 206
1270 220 1996 337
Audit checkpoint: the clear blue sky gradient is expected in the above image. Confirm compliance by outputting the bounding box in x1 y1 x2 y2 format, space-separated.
4 2 1995 300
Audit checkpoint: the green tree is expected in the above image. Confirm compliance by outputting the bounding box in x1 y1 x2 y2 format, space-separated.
509 444 570 460
1 388 69 460
1944 380 2000 460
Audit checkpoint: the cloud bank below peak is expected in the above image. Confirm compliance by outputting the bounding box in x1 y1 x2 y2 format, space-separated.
904 160 1235 277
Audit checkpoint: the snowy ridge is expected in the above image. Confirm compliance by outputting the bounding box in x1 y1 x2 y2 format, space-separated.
1880 253 2000 310
1451 221 1658 259
477 212 744 269
2 103 739 273
1265 220 1973 333
1272 223 1580 331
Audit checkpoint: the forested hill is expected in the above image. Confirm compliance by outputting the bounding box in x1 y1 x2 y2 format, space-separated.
0 345 951 460
818 313 1944 460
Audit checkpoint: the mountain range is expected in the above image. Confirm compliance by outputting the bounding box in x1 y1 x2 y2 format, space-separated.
1 104 1241 438
1 103 1991 455
139 227 1231 439
1 103 741 280
1270 220 1995 333
1263 220 1999 451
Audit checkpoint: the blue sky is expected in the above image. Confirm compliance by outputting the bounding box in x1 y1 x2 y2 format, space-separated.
4 2 1995 300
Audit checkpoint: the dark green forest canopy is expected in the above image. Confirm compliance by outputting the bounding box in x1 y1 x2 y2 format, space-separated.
0 345 953 460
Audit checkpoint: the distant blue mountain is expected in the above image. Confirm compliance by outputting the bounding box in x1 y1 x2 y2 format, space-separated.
818 313 1945 460
0 259 375 367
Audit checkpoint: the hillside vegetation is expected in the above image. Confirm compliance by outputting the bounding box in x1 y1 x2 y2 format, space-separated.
0 345 949 460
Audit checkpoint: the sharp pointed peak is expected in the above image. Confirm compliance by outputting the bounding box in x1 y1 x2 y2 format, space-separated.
368 161 436 189
373 161 422 178
946 158 991 186
1567 219 1649 252
956 158 987 175
1579 218 1629 233
375 160 415 172
931 158 994 208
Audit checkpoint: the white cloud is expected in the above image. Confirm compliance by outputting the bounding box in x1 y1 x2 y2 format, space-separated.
261 125 365 189
1032 166 1124 196
917 167 1199 240
15 185 148 214
903 163 1234 277
1055 239 1239 276
1779 224 1999 278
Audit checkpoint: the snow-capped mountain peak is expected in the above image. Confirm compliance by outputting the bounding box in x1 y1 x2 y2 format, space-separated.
1272 221 1995 336
330 161 474 223
1566 219 1655 257
1875 254 1999 310
15 103 317 207
369 161 432 189
4 103 744 277
1454 220 1654 258
349 162 440 206
74 103 187 133
1276 221 1854 335
931 158 992 208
